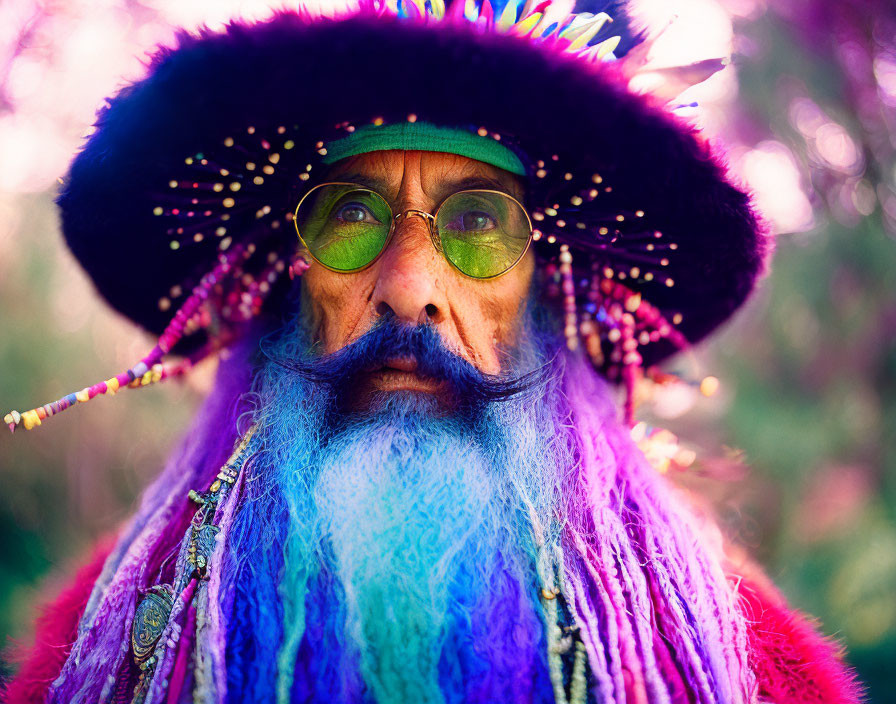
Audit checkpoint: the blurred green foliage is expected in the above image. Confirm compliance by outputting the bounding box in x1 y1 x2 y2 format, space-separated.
708 5 896 699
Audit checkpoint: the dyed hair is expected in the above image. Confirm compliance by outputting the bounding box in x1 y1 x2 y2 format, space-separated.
223 305 566 703
47 295 755 704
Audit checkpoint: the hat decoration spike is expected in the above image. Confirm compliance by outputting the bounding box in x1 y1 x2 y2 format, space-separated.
371 0 630 66
377 0 730 105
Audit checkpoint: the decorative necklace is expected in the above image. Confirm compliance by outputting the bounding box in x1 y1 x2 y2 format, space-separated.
128 427 257 703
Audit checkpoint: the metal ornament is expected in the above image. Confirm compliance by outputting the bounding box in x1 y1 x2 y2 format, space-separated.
131 585 175 666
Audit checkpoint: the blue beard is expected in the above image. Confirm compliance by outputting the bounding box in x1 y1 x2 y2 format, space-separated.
222 314 570 704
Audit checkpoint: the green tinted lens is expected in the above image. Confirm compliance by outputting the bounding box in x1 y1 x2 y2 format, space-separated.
295 184 392 271
436 191 532 278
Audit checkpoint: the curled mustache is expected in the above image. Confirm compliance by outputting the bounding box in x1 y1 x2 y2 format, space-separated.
263 316 547 412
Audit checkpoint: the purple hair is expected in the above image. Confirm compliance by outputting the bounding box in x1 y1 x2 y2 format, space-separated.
557 353 754 702
47 316 755 703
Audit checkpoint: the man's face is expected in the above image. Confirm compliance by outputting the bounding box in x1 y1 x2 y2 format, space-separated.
300 150 535 386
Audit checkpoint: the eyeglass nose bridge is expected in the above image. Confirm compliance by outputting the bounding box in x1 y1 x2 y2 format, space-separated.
392 209 443 253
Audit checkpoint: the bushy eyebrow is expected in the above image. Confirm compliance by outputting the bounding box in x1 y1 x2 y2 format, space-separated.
325 172 522 205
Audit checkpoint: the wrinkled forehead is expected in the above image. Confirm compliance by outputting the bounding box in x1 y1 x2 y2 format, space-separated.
322 150 527 207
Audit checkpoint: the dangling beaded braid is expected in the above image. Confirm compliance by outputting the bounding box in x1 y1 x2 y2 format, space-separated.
3 247 244 432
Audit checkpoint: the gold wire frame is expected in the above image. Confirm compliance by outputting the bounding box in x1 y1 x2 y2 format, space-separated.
292 181 533 280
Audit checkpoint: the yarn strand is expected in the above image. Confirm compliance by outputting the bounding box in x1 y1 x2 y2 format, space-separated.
3 247 245 433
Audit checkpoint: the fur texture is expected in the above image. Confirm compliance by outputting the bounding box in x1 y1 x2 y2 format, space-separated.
57 3 770 369
733 556 865 704
2 537 115 704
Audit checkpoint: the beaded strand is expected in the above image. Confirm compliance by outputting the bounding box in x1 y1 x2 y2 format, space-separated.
527 491 590 704
4 245 247 433
559 244 578 351
539 544 591 704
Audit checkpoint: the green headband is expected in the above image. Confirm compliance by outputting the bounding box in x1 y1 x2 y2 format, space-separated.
321 122 527 176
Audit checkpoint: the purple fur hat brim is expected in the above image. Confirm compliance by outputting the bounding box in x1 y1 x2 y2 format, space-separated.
57 8 770 368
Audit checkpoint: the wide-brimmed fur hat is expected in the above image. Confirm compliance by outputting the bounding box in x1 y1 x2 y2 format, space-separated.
6 0 769 432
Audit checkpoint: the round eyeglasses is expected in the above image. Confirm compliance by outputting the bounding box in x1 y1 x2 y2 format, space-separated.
293 182 533 279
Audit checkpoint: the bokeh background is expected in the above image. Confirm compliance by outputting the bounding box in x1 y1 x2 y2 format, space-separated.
1 0 894 700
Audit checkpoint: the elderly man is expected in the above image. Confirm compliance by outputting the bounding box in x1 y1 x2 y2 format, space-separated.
5 2 861 703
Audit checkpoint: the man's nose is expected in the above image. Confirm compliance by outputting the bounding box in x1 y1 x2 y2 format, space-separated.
370 215 447 325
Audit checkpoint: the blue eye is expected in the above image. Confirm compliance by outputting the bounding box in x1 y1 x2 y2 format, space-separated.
457 211 496 232
334 202 380 224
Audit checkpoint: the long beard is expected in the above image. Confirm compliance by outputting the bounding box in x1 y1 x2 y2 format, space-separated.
314 399 542 703
224 315 566 703
48 311 755 704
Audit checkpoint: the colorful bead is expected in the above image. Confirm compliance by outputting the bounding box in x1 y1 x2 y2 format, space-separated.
21 410 41 430
559 245 578 351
